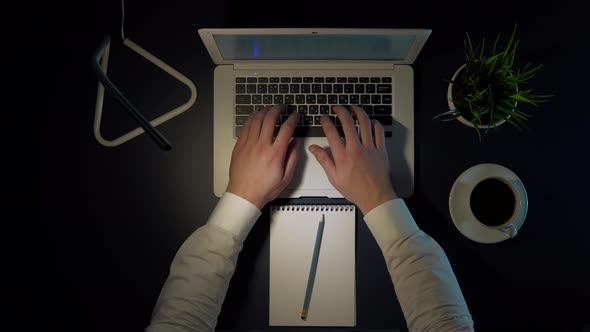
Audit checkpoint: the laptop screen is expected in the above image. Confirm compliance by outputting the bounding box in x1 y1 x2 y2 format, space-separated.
212 34 417 60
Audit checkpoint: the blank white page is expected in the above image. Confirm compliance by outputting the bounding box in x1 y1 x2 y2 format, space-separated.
269 204 356 326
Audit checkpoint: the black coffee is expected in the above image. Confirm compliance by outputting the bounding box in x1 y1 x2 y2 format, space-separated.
470 178 516 226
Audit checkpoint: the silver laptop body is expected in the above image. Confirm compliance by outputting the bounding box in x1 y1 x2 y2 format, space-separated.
199 28 431 198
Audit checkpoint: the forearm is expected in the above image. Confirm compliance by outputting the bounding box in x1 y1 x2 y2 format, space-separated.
364 199 474 332
146 193 261 332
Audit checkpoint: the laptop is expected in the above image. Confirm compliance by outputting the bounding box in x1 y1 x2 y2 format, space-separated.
198 28 431 198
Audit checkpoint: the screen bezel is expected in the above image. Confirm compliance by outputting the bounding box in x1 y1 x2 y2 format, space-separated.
198 28 431 65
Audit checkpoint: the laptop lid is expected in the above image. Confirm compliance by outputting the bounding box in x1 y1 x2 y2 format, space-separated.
198 28 431 65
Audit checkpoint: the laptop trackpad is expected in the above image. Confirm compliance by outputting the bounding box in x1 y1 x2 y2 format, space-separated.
286 137 336 191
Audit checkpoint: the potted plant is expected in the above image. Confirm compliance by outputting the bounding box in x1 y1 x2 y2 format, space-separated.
436 25 551 138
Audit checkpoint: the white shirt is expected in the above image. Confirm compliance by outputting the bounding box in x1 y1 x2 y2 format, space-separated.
146 192 474 332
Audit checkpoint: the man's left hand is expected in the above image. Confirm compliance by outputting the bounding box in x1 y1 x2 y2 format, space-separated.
226 105 300 209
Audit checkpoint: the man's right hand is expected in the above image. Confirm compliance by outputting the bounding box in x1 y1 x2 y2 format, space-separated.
309 105 397 215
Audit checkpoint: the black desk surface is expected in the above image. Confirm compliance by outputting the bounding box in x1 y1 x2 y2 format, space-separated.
44 0 589 331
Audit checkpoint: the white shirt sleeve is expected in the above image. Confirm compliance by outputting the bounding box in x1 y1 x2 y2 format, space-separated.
364 199 474 332
145 192 261 332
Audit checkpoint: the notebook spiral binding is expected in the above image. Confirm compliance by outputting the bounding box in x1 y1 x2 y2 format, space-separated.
271 205 355 212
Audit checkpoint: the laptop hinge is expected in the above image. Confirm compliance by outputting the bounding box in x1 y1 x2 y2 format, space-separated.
234 62 395 70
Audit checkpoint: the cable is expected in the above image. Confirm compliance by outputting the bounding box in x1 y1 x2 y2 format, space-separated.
120 0 126 40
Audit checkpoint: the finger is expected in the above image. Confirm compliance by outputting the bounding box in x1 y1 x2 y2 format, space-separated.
309 145 337 183
319 115 345 158
350 105 373 148
281 139 300 187
247 106 270 145
235 112 253 148
260 105 282 144
333 105 360 145
274 111 300 152
372 119 386 151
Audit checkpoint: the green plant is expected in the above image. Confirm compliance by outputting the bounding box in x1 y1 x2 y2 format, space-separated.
436 25 552 138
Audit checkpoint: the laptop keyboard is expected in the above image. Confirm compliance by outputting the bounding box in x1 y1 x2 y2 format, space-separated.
234 76 393 138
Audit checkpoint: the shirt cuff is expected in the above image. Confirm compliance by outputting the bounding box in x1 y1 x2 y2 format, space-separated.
363 198 420 248
207 192 262 243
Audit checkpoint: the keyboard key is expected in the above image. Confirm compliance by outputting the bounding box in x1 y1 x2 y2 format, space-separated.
333 84 343 93
301 84 311 93
355 84 365 93
270 77 280 83
235 84 245 93
377 84 392 93
363 105 373 114
314 77 324 83
312 84 322 93
235 116 249 125
371 95 381 104
326 77 336 83
320 105 330 114
292 77 302 83
279 84 289 93
382 95 392 104
252 95 262 104
263 95 273 104
290 84 300 93
339 95 349 104
247 84 256 93
235 105 254 114
361 95 371 104
317 95 327 104
328 95 338 104
374 105 392 115
254 105 265 112
247 77 257 83
274 95 284 104
235 126 243 137
281 115 290 123
236 95 251 104
369 115 392 125
366 84 376 93
258 77 268 83
281 77 291 83
370 77 381 83
347 77 358 83
257 85 267 94
296 95 306 104
304 115 315 125
382 77 392 83
309 105 319 114
285 95 294 104
314 115 322 125
306 95 317 104
303 77 314 83
359 77 369 83
298 105 308 114
287 105 297 114
236 77 246 83
350 95 359 104
322 84 332 93
269 84 278 93
344 84 354 93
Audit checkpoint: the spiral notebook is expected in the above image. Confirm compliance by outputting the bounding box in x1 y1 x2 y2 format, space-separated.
269 204 356 326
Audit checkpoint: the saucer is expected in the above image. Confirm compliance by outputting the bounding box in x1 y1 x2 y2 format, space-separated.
449 163 528 244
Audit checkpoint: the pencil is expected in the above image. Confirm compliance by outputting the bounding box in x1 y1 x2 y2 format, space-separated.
301 214 325 320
